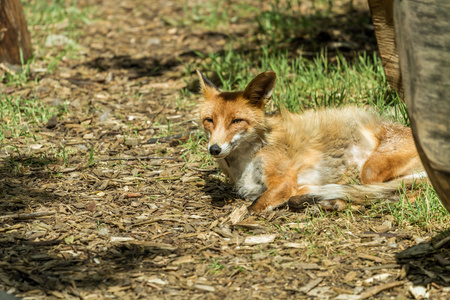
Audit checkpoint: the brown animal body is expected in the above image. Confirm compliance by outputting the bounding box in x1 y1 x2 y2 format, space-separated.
198 70 425 212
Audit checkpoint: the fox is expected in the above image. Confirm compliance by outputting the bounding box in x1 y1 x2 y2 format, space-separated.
197 70 426 212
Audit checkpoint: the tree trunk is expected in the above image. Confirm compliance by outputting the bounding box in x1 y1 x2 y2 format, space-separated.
368 0 403 97
394 0 450 213
0 0 33 65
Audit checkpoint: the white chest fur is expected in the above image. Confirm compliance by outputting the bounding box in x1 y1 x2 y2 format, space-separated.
216 142 266 200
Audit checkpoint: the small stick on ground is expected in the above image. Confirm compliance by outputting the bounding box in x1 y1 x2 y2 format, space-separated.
358 281 405 299
146 130 199 145
96 156 182 162
299 278 323 293
0 211 56 220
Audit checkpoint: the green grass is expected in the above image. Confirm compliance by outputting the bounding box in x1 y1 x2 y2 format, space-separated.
370 181 449 228
194 48 407 123
23 0 91 26
22 0 92 50
0 94 58 143
0 1 92 143
162 0 262 29
207 258 226 274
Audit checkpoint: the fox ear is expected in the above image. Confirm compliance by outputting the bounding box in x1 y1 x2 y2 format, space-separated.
242 71 276 108
197 70 219 99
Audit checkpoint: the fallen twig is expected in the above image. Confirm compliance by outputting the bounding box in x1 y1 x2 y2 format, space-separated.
146 130 200 145
132 215 185 227
358 253 389 263
358 281 405 299
150 119 197 128
124 193 142 198
154 176 181 181
433 235 450 249
1 211 56 220
299 278 323 293
188 167 217 173
363 264 400 271
31 165 88 175
24 239 62 246
96 156 182 162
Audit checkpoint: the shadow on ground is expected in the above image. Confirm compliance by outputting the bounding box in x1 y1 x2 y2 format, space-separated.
0 157 174 294
0 234 177 294
82 5 378 82
396 230 450 287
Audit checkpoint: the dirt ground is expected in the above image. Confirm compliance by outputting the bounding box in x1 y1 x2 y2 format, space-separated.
1 0 450 299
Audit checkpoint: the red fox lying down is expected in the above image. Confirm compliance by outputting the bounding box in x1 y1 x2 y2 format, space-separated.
197 70 426 212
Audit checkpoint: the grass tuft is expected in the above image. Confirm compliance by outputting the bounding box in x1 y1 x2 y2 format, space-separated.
0 94 57 143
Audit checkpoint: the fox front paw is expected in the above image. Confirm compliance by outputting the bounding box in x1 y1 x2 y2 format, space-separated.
248 197 289 212
248 200 266 212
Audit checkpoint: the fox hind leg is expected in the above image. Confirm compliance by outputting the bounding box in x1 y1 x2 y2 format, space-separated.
287 184 353 211
287 126 424 212
288 193 348 211
361 125 424 184
287 183 401 211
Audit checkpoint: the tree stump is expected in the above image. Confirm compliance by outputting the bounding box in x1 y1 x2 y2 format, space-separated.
368 0 403 97
394 0 450 212
0 0 33 65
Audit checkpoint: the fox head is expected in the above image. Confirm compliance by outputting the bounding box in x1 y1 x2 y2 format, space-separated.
197 70 276 159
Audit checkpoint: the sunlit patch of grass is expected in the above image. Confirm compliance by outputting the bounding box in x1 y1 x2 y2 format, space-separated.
0 94 58 144
194 47 404 120
331 180 450 230
0 57 34 86
180 132 215 168
370 182 450 229
16 0 95 80
1 1 95 143
23 0 93 45
178 0 345 41
169 0 261 30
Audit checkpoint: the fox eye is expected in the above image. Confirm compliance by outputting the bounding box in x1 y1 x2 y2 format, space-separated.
204 118 213 123
231 118 244 124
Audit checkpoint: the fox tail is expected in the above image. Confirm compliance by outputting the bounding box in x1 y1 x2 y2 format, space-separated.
288 175 428 210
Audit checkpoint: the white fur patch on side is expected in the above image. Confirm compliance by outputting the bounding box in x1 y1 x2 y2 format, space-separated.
347 144 371 172
297 168 322 186
308 184 346 200
360 127 378 149
400 171 428 180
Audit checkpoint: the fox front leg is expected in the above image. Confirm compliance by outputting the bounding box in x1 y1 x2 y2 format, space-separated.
248 181 296 212
249 184 349 212
248 160 301 212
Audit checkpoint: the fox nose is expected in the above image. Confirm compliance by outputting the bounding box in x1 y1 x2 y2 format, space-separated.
209 144 222 156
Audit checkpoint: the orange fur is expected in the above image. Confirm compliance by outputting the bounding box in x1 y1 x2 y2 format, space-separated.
197 70 426 212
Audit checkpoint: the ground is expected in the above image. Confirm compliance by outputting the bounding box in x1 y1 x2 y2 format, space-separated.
1 0 450 299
